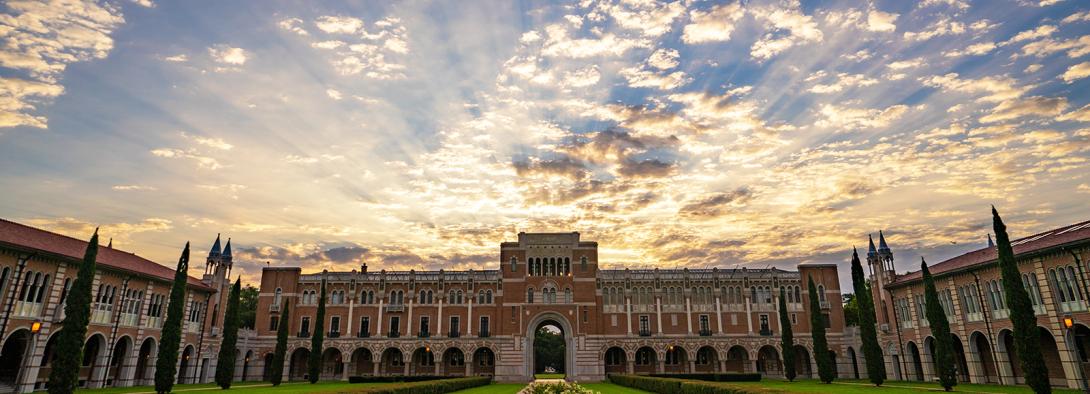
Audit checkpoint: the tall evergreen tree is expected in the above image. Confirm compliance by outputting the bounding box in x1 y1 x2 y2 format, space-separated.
271 304 290 386
850 248 886 385
922 258 957 391
215 279 242 388
155 243 190 394
306 278 327 383
808 277 835 383
994 207 1050 394
47 229 99 394
779 286 797 381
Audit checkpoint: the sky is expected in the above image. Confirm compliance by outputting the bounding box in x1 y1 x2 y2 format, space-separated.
2 0 1090 291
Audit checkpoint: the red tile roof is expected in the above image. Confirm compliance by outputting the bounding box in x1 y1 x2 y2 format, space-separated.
0 218 213 291
891 219 1090 286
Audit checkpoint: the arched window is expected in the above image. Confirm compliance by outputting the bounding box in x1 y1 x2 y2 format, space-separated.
427 290 433 304
456 290 463 304
1050 269 1066 302
817 285 826 304
273 288 282 306
1068 266 1082 301
511 257 517 272
527 287 534 304
486 290 493 304
581 256 588 271
565 288 572 303
478 290 485 304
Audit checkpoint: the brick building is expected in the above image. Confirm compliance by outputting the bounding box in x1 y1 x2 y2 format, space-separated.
872 221 1090 390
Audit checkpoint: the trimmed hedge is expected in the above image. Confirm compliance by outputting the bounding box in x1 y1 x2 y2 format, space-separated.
348 375 450 383
609 374 752 394
335 377 492 393
649 373 761 382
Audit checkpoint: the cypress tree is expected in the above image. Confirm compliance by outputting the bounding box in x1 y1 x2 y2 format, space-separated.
215 279 242 388
155 243 190 394
47 229 99 394
779 286 797 381
271 304 290 385
306 278 327 383
922 258 957 391
850 248 886 385
994 207 1050 394
808 276 835 383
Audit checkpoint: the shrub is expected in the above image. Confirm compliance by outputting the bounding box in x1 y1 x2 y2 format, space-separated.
347 375 450 383
529 381 595 394
648 373 761 382
609 375 753 394
334 377 491 393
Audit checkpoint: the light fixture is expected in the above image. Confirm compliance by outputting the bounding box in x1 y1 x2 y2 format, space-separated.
1065 315 1075 329
31 320 42 334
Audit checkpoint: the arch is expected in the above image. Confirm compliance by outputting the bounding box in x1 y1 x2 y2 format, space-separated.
288 347 310 381
442 347 466 376
757 345 782 377
525 312 573 379
108 335 133 386
0 329 30 387
241 349 253 382
177 344 195 384
846 346 859 379
907 341 924 381
321 347 343 380
695 346 718 373
634 346 656 375
351 348 374 376
134 337 156 385
793 344 812 378
472 347 495 376
996 329 1021 384
83 333 108 387
1038 326 1066 386
380 348 404 375
664 345 687 374
410 347 435 375
262 353 276 381
604 347 627 374
950 334 969 383
969 331 998 383
725 345 749 373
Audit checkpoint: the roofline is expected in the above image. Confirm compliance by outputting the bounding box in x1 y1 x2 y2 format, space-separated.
888 237 1090 288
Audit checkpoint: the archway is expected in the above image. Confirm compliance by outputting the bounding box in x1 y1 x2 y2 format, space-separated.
288 348 310 381
410 347 435 375
604 347 626 374
725 346 748 373
951 334 969 382
351 348 373 376
793 345 812 378
134 338 156 386
108 335 133 386
241 350 253 381
907 342 924 381
262 353 275 381
0 329 29 387
1072 324 1090 387
633 347 656 374
38 332 61 383
664 345 687 374
442 348 465 376
841 347 858 377
472 347 494 376
998 329 1022 383
380 348 403 375
970 332 998 383
1039 327 1066 386
83 334 107 387
695 346 718 373
529 315 568 379
757 345 782 377
888 343 902 381
321 348 343 380
178 345 194 384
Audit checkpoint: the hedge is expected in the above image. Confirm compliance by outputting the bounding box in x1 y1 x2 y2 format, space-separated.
333 376 492 393
649 373 761 382
609 375 752 394
348 375 450 383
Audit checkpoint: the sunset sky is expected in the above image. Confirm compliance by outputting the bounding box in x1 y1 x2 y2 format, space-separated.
2 0 1089 290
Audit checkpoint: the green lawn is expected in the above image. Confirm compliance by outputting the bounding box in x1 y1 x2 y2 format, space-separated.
534 373 565 379
694 379 1084 394
451 383 527 394
74 381 391 394
579 382 650 393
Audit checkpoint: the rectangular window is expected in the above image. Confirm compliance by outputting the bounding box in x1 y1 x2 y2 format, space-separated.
671 314 678 326
583 308 588 323
390 316 400 336
759 314 769 334
479 316 489 335
611 315 618 327
420 316 430 336
360 316 370 336
269 316 279 331
791 313 797 325
330 316 340 334
639 315 650 334
301 316 311 334
450 316 460 336
699 315 709 331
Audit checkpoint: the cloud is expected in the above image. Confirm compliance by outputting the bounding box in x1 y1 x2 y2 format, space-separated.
326 88 343 100
182 132 233 150
922 73 1029 103
749 3 823 60
1063 11 1090 24
867 9 898 32
979 96 1067 123
208 45 248 66
0 77 65 128
808 73 878 93
595 0 685 38
903 17 965 41
1058 104 1090 122
541 26 650 58
679 188 754 218
1063 62 1090 83
285 15 409 79
1006 25 1057 44
23 216 173 247
315 16 364 34
162 54 188 62
112 185 157 191
647 48 680 70
278 17 309 36
887 58 923 70
1020 35 1090 58
151 148 223 170
131 0 154 7
815 103 909 130
943 42 997 57
620 67 690 90
681 2 745 44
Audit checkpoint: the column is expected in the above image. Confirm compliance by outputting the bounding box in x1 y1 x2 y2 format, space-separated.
744 292 753 334
688 360 695 373
437 299 444 336
685 296 692 334
408 298 414 336
626 359 634 374
377 297 384 337
373 358 380 376
655 297 662 335
625 296 632 335
468 298 474 336
342 357 350 381
656 353 665 374
347 294 355 338
715 296 723 334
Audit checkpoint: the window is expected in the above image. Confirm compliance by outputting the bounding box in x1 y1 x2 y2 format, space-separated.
478 290 485 304
527 287 534 304
581 256 588 271
486 290 493 304
269 316 280 331
665 347 682 365
791 313 797 325
300 316 311 334
639 315 650 334
389 316 400 335
419 316 430 335
450 316 460 335
583 308 588 323
565 288 572 303
699 315 710 332
511 257 518 272
479 316 489 335
817 284 826 304
636 348 654 365
759 314 769 333
273 288 282 306
360 316 370 336
330 316 340 334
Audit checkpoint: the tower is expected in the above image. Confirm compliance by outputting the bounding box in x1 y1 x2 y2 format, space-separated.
867 231 896 330
202 234 233 336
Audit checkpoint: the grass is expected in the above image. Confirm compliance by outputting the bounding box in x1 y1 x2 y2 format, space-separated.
450 383 527 394
75 381 392 394
683 378 1085 394
534 373 565 379
578 382 650 393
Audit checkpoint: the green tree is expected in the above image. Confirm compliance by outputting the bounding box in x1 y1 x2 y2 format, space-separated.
842 293 859 327
994 207 1050 394
534 326 565 374
779 286 797 381
47 229 100 394
808 276 835 383
851 248 886 385
922 258 957 391
238 285 259 329
306 278 327 383
271 304 290 386
155 243 190 394
215 279 242 388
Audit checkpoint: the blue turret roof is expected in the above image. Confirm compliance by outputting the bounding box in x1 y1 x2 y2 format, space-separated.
223 238 232 258
878 230 891 253
867 234 878 257
209 234 221 257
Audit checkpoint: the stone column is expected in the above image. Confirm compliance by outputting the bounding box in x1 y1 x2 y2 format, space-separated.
688 360 695 373
685 297 692 334
625 297 632 335
715 296 723 334
626 360 634 374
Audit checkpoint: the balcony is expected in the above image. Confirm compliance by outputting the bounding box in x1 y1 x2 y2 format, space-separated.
297 331 310 338
269 304 281 313
448 330 461 338
1060 300 1087 313
479 330 490 338
384 305 405 313
417 331 430 338
357 331 370 338
698 329 712 337
638 329 652 337
14 301 42 318
992 309 1010 320
119 313 139 327
388 331 401 338
145 316 163 329
328 331 340 338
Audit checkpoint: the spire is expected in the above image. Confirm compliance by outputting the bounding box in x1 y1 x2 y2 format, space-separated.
987 233 995 248
209 233 222 257
107 238 112 248
223 238 232 258
878 230 891 253
867 234 878 258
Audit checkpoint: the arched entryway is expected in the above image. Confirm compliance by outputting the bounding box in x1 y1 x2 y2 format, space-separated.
527 313 571 379
288 348 310 381
108 335 133 386
997 329 1022 384
83 334 107 387
351 348 373 376
1039 326 1066 386
664 345 687 374
410 347 435 375
380 348 403 375
907 341 924 381
38 331 61 383
604 347 626 374
757 345 782 377
472 347 494 376
951 334 969 383
888 343 903 381
793 345 812 378
442 348 465 376
262 353 275 381
0 329 30 388
846 346 859 379
970 331 998 383
634 347 656 374
725 346 748 373
134 337 156 386
695 346 718 373
321 348 343 380
178 345 195 384
241 350 253 381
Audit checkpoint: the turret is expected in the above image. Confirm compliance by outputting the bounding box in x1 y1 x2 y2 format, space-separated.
988 233 995 248
209 233 222 257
